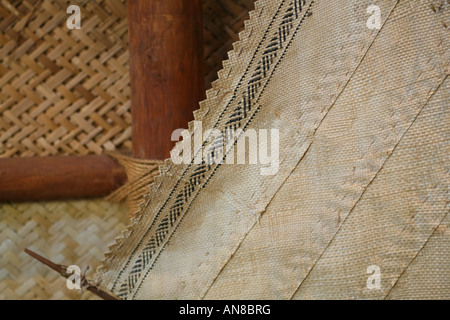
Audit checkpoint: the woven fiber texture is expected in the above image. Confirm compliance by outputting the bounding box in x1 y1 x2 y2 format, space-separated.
0 0 254 158
0 200 129 300
203 0 254 88
95 0 449 300
0 0 131 158
0 0 255 300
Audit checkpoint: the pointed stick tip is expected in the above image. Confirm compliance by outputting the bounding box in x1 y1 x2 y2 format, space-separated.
24 248 120 301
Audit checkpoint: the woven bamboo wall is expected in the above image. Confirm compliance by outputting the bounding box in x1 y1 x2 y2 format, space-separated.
0 0 253 300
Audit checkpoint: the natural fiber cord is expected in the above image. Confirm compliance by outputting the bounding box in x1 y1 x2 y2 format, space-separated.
0 0 254 158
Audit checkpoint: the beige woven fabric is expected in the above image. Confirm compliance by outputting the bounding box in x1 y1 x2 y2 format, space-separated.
0 0 131 158
206 0 450 300
95 0 449 300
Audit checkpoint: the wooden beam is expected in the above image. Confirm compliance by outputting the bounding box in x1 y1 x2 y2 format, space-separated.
0 156 127 202
128 0 205 159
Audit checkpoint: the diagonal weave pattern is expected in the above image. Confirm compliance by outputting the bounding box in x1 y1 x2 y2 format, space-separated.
0 0 254 158
203 0 253 88
0 200 129 300
0 0 131 158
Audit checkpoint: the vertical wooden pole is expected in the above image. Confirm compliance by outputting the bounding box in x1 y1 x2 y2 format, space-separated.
128 0 205 160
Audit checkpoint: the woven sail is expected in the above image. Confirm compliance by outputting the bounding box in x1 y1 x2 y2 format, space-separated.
96 0 449 300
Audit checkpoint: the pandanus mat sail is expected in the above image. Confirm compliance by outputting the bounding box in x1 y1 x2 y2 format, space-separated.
95 0 450 300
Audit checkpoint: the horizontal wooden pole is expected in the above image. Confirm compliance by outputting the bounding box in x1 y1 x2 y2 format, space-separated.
0 156 127 202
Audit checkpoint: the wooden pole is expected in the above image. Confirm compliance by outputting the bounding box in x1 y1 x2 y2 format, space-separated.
0 156 127 202
128 0 205 159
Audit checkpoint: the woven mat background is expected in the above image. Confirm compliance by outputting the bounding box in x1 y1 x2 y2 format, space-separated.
93 0 449 300
0 0 253 300
0 200 129 300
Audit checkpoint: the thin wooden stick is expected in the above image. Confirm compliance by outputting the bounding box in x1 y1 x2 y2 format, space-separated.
24 248 120 301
